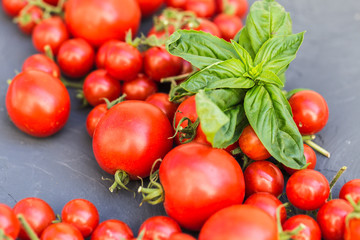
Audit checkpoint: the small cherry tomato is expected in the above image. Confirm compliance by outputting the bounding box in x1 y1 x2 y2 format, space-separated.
169 233 196 240
17 6 43 34
95 40 118 69
146 92 179 123
282 214 321 240
244 160 284 198
22 53 60 78
91 219 134 240
41 222 84 240
137 0 164 17
216 0 248 19
286 169 330 211
339 179 360 204
213 13 243 41
238 125 271 161
0 203 20 239
123 74 158 101
138 216 181 240
289 90 329 135
185 0 216 18
2 0 27 17
283 143 317 175
86 103 108 137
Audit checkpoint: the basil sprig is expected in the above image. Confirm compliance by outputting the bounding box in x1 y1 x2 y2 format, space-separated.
166 0 306 169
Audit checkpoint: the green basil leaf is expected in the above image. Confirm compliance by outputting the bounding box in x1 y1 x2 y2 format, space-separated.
166 30 239 69
244 84 305 169
230 40 254 70
254 32 305 75
196 89 247 148
285 88 310 99
258 70 284 88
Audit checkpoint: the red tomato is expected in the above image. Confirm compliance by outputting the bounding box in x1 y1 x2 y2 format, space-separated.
169 233 196 240
159 143 245 231
123 74 158 101
213 13 243 41
345 217 360 240
57 38 95 78
138 216 181 240
91 219 134 240
199 204 278 240
146 92 179 123
340 179 360 204
105 41 143 81
283 143 317 175
86 103 107 137
147 25 176 39
43 0 59 5
143 46 183 82
289 90 329 135
164 0 186 9
32 16 69 55
286 169 330 211
83 69 122 106
244 192 287 224
13 197 55 240
137 0 164 17
0 203 20 239
282 215 321 240
93 101 173 178
22 53 60 78
238 125 271 161
61 199 99 238
41 222 84 240
185 0 216 18
183 18 222 38
95 40 118 69
6 70 70 137
17 6 43 34
317 199 353 240
65 0 141 47
244 160 284 198
2 0 27 17
216 0 248 19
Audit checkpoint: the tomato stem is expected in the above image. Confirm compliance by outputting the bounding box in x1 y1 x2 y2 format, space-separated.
160 71 196 83
44 45 54 61
329 166 347 193
17 214 40 240
60 77 84 89
138 168 164 206
304 139 330 158
109 170 132 193
301 135 315 141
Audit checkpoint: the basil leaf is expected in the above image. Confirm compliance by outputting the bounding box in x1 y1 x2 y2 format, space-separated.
285 88 310 99
244 84 305 169
230 40 254 70
166 30 239 69
196 89 247 148
254 32 305 75
258 70 284 88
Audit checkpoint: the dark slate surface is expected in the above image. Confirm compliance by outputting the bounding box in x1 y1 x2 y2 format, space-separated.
1 0 360 236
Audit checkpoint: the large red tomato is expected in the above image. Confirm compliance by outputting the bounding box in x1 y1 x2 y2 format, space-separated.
64 0 141 47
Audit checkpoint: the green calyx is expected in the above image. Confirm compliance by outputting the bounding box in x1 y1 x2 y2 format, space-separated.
109 170 131 193
138 169 164 206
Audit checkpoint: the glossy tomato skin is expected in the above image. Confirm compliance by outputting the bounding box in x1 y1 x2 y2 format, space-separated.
123 74 158 101
146 93 179 123
17 6 43 34
244 160 284 198
339 179 360 204
2 0 27 17
93 101 173 178
138 216 181 240
283 143 317 175
164 0 186 9
238 125 271 161
213 13 243 41
185 0 216 18
282 214 321 240
169 233 196 240
199 204 278 240
83 69 122 106
143 46 183 82
86 104 107 137
6 70 70 137
32 16 69 55
91 219 134 240
160 143 245 231
22 54 60 78
345 217 360 240
41 222 84 240
286 169 330 211
244 192 287 224
0 203 20 239
13 197 55 240
317 199 353 240
95 40 118 69
289 90 329 135
137 0 164 17
57 38 95 78
65 0 141 47
216 0 249 19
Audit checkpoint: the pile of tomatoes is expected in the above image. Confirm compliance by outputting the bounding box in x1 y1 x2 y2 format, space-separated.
2 0 360 239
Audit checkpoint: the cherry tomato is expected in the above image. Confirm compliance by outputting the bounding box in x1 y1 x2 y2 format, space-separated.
169 233 196 240
17 6 43 34
216 0 248 19
6 70 70 137
105 41 143 81
345 217 360 240
282 214 321 240
32 16 69 55
244 192 287 224
91 219 134 240
138 216 181 240
0 203 20 239
2 0 27 17
123 74 158 101
22 53 60 78
61 199 99 238
289 90 329 135
244 160 284 198
199 204 278 240
283 143 317 175
213 13 243 41
317 199 353 240
137 0 164 17
183 18 222 38
146 93 179 123
238 125 271 161
41 222 84 240
286 169 330 211
86 103 107 137
57 38 95 78
143 46 183 82
83 69 122 106
159 143 245 231
65 0 141 47
95 40 118 69
13 197 55 240
93 101 174 178
339 179 360 204
185 0 216 18
164 0 186 9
